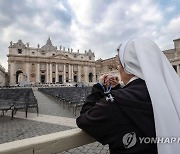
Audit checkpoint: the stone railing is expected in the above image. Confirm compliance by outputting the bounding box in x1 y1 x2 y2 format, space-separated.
0 128 95 154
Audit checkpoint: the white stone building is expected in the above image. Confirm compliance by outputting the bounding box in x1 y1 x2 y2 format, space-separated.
0 64 6 87
8 38 96 85
163 38 180 75
96 38 180 80
7 37 180 86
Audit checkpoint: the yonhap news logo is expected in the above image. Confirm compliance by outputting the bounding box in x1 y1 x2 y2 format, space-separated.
122 132 180 149
122 132 137 148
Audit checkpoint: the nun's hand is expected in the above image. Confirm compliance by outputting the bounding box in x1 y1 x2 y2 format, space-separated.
109 76 119 88
99 74 112 88
99 74 108 85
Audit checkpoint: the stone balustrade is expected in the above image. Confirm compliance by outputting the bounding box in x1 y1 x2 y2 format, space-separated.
0 128 95 154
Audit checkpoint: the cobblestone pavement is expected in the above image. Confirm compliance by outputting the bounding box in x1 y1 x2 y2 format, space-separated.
32 90 76 118
60 142 109 154
0 89 110 154
11 111 77 127
0 116 73 144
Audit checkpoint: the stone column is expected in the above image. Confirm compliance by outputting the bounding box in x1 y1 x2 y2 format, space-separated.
10 62 15 85
46 63 49 83
71 65 74 82
26 62 30 83
78 65 81 82
63 64 66 83
69 64 71 82
84 65 89 83
36 63 40 83
50 63 52 83
93 66 96 82
55 63 58 83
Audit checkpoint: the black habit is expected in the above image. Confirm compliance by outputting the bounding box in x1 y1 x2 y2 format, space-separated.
76 79 158 154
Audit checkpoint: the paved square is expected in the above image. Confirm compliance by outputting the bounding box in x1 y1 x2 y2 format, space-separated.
0 89 110 154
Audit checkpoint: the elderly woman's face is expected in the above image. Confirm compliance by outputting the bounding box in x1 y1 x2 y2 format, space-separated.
116 55 125 82
118 63 126 84
116 54 134 85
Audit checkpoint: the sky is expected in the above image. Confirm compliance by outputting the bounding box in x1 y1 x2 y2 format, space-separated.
0 0 180 71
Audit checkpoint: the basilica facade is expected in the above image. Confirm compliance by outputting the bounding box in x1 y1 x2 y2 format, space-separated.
8 38 96 85
7 38 180 86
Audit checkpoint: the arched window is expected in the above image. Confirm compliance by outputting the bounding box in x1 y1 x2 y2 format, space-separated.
16 70 23 84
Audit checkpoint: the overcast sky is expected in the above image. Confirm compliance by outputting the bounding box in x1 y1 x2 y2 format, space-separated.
0 0 180 71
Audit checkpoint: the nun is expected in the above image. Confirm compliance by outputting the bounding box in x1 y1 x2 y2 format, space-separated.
76 37 180 154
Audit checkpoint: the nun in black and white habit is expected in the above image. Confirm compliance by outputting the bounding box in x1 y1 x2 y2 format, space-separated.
76 37 180 154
